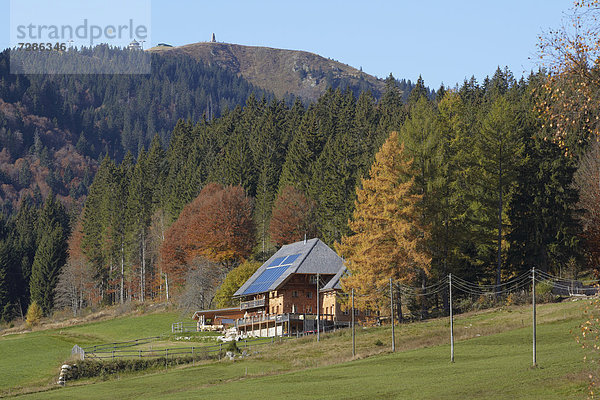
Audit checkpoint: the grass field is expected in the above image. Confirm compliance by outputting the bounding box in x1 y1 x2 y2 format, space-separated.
1 299 591 399
0 310 179 395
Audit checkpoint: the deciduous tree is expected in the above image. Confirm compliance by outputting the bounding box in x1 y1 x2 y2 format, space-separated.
336 131 430 316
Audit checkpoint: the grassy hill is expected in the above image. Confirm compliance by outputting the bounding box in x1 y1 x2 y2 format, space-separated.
149 42 385 101
1 300 590 398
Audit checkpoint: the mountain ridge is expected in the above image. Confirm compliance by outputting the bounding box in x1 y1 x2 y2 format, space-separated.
149 41 386 101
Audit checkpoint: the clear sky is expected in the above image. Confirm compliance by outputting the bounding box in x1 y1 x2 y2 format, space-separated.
0 0 573 88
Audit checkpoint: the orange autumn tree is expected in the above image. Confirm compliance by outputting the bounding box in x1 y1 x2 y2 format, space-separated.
269 185 317 247
538 0 600 151
160 183 255 288
336 131 430 316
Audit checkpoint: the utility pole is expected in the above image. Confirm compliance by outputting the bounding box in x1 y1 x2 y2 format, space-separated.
317 273 320 342
532 268 537 367
390 278 395 352
449 273 454 363
352 288 355 357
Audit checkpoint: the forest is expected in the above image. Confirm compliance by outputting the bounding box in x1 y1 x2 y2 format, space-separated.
0 60 594 322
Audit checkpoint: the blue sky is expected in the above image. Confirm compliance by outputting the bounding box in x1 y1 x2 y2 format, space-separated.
1 0 573 88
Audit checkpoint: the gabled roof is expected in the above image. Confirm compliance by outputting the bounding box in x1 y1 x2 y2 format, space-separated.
321 266 347 292
233 238 344 297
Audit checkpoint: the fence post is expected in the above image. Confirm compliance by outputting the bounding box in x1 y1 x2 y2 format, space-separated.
112 350 114 360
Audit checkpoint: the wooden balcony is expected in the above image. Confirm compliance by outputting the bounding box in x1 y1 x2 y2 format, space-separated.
240 298 266 310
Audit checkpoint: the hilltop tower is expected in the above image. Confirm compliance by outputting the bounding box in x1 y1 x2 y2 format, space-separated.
211 33 216 43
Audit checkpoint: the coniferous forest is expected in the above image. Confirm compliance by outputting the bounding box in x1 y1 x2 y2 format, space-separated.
0 47 591 321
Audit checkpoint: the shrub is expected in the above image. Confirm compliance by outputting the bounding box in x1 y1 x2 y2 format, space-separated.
535 281 555 303
505 291 529 306
225 340 240 354
26 301 43 327
62 353 215 381
374 339 384 347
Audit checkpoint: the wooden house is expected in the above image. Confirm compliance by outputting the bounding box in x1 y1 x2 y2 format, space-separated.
232 238 363 337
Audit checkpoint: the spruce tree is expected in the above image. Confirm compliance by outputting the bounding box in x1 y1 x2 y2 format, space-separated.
29 224 67 314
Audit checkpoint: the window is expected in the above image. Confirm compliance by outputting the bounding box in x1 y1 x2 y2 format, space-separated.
354 309 360 316
292 290 298 298
343 309 349 316
292 304 297 313
306 291 313 299
306 305 312 313
365 309 371 316
309 275 318 284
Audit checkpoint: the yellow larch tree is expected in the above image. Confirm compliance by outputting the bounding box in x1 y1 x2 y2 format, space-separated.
335 131 431 315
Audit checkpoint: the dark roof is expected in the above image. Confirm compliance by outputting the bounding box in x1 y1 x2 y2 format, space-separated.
321 266 347 291
233 238 344 297
192 307 242 320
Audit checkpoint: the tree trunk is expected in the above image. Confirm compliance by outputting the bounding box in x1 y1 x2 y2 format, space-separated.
120 242 124 304
165 272 169 301
420 272 427 320
141 232 146 302
496 151 503 295
395 287 403 322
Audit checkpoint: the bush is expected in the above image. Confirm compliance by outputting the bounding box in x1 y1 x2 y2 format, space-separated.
26 301 43 327
505 291 529 306
374 339 384 347
225 340 240 354
63 353 215 381
535 281 555 303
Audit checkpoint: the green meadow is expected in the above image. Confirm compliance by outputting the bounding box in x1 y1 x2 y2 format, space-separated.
1 300 591 399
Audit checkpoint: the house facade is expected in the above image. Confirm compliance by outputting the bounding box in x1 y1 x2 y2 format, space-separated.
193 238 367 337
231 238 364 337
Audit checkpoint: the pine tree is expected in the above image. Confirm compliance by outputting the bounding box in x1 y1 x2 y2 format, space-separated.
508 111 581 274
29 194 69 314
0 240 12 321
29 224 67 314
472 96 524 286
336 131 430 315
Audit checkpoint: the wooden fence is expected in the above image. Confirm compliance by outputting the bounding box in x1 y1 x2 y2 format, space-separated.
80 337 289 360
171 322 198 333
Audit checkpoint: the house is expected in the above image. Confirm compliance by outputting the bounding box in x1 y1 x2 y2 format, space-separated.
128 39 141 50
192 307 245 331
191 238 367 337
232 238 364 337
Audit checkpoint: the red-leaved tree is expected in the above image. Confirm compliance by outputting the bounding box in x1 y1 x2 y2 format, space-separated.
160 183 255 287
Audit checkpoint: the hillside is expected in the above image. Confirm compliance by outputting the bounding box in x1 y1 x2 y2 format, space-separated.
0 47 269 213
0 300 589 398
149 42 386 101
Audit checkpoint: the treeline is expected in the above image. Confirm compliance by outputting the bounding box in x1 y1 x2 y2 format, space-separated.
0 193 69 321
0 46 270 213
71 80 405 307
339 68 583 316
0 67 588 319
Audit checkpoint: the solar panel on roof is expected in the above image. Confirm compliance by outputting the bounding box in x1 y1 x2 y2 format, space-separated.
240 253 303 295
282 254 301 265
242 265 288 295
267 256 287 268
